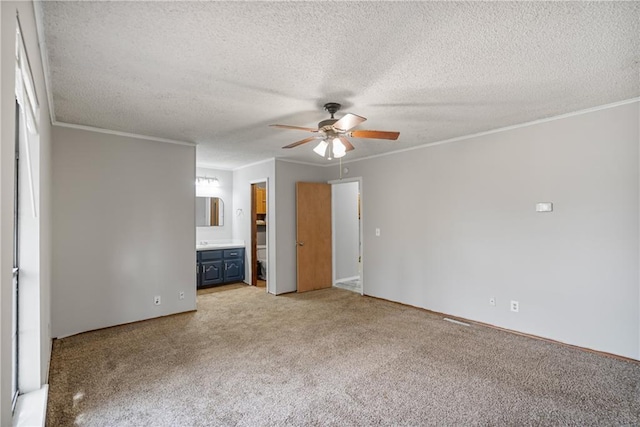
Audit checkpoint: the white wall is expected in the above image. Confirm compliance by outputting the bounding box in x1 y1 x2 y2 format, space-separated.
274 160 329 294
232 159 275 292
345 101 640 359
52 126 196 338
0 1 53 422
196 167 233 242
333 181 360 280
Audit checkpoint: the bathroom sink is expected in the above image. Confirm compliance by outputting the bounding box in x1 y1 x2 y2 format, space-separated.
196 240 245 250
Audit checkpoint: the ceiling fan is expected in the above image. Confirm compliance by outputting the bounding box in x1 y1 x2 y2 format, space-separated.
270 102 400 159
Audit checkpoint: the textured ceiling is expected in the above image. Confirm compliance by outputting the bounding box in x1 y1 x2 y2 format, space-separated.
39 1 640 169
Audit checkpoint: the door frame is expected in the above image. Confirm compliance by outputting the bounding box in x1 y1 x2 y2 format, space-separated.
329 177 364 295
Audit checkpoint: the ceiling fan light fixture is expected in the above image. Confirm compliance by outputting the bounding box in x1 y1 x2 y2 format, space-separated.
313 140 328 157
332 138 346 158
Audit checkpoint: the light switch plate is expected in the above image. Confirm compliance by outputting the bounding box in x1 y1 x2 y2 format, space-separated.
375 228 380 237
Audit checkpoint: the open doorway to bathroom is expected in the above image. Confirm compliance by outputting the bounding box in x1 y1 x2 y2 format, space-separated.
331 179 363 294
251 182 267 289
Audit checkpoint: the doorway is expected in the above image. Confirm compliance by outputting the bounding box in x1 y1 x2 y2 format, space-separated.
331 179 363 294
251 181 267 289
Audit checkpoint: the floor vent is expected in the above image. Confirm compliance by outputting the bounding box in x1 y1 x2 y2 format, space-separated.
443 318 470 327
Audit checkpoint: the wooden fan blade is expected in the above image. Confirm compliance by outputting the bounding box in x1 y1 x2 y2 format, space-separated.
338 136 355 152
270 124 318 132
332 113 366 131
282 136 317 149
349 130 400 140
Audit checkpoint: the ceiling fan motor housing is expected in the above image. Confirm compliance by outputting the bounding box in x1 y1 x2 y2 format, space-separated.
318 118 338 131
323 102 341 118
319 102 341 132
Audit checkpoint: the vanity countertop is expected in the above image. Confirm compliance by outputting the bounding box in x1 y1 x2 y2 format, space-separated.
196 240 245 251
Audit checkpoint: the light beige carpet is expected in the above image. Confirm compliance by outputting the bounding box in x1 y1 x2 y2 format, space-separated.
47 285 640 426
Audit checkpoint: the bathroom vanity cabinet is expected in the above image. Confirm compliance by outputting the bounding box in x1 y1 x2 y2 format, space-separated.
197 247 245 288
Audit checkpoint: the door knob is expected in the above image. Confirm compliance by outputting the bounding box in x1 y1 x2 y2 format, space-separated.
297 241 305 246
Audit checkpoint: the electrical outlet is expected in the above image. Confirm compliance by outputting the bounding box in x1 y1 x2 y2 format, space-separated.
154 295 161 306
375 228 381 237
489 297 496 306
179 291 185 300
510 300 519 312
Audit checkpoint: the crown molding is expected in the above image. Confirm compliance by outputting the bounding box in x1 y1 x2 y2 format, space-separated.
275 157 331 168
196 164 235 172
232 157 276 171
53 121 196 147
339 97 640 166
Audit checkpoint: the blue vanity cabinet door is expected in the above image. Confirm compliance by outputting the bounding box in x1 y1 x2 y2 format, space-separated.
223 248 245 283
201 260 224 287
224 257 244 283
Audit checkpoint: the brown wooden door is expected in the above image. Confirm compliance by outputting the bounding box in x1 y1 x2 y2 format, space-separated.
296 182 332 292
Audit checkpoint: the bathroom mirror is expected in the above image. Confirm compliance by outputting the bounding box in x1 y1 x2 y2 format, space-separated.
196 197 224 227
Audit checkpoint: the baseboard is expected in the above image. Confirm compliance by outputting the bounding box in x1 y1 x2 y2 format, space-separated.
366 295 640 365
54 310 197 339
448 313 639 364
334 276 360 284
